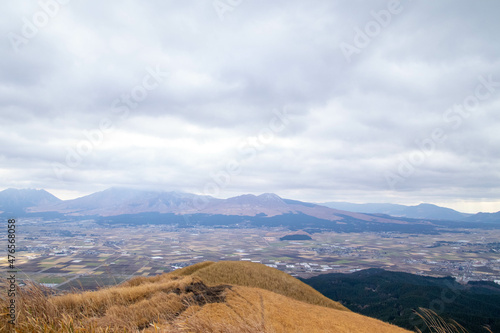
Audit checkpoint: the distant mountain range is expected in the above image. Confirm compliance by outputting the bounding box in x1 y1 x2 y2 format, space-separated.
320 202 471 221
0 188 498 231
23 187 404 225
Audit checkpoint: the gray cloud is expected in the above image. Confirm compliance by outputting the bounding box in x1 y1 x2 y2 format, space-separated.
1 0 500 213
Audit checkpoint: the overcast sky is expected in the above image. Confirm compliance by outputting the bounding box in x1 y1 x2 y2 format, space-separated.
1 0 500 213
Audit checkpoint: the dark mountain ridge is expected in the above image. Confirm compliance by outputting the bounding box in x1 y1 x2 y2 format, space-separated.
301 268 500 333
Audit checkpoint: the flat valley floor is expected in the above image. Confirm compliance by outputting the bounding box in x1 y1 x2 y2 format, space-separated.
2 218 499 290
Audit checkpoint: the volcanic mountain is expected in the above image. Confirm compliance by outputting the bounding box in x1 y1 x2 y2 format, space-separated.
27 187 406 225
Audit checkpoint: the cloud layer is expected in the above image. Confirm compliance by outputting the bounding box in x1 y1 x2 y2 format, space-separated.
1 0 500 213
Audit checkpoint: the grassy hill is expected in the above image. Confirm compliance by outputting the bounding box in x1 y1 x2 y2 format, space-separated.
1 261 410 332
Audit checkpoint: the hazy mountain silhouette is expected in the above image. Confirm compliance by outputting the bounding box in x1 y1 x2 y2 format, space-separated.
321 202 471 221
26 187 409 226
3 187 498 226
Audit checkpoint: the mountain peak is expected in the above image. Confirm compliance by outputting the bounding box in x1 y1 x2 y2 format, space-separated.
415 203 438 207
257 193 282 200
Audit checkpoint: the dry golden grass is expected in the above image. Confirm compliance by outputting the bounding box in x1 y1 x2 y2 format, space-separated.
169 261 214 276
171 261 349 311
1 275 230 332
413 308 494 333
414 308 468 333
1 261 413 332
177 285 411 333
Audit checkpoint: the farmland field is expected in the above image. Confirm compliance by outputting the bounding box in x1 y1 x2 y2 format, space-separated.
1 217 499 290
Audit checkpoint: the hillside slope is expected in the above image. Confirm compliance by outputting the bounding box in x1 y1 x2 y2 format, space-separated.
2 261 410 332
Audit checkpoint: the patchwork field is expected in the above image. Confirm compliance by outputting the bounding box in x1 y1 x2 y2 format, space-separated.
1 217 499 290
